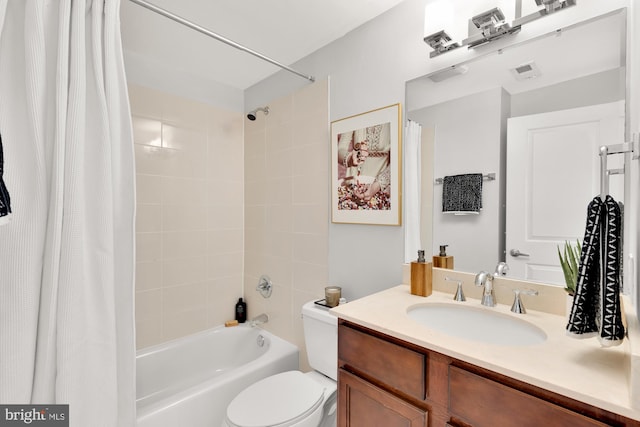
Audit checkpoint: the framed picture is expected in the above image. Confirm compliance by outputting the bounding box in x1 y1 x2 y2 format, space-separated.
331 103 402 225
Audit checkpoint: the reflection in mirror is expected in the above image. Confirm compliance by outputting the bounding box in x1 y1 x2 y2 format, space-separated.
406 9 627 285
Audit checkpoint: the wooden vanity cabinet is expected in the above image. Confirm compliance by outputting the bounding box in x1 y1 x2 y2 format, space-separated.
338 320 640 427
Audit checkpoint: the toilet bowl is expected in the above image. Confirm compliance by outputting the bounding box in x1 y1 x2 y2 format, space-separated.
222 300 338 427
222 371 336 427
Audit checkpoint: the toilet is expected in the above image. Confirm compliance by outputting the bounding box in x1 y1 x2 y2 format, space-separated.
222 300 338 427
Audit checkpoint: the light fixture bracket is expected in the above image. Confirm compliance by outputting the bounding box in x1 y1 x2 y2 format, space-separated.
463 7 520 49
423 30 461 58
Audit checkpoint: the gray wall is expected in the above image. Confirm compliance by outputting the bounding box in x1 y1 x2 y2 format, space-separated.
246 0 637 301
408 88 509 275
511 68 625 117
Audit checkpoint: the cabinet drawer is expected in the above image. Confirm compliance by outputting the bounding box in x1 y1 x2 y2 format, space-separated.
449 366 610 427
339 324 427 401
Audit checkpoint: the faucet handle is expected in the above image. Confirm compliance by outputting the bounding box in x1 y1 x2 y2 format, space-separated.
510 288 538 314
445 277 465 302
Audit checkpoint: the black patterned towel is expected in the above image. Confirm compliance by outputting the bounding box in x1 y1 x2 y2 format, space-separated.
566 195 625 346
442 173 483 214
0 133 11 225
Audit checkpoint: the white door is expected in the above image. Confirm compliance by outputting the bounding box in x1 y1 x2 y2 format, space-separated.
506 101 625 285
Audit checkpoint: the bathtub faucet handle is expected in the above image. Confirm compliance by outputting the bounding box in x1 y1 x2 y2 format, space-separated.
256 275 273 298
250 313 269 327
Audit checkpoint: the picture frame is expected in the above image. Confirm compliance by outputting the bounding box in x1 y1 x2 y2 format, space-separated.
331 103 402 225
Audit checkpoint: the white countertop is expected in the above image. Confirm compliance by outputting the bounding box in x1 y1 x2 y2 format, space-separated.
331 285 640 421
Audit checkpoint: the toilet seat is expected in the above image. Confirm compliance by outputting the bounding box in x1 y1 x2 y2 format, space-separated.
225 371 325 427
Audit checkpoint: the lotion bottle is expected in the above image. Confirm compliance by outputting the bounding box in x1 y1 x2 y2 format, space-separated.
235 298 247 323
410 250 432 297
433 245 454 269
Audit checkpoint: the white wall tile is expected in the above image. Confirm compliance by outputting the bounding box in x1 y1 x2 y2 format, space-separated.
135 289 162 321
162 204 207 232
266 204 294 233
207 229 243 254
244 80 329 365
293 204 328 235
162 282 208 315
136 232 162 263
207 205 244 230
130 83 244 349
136 319 163 349
136 204 162 233
132 116 162 147
162 231 208 260
162 256 207 288
163 309 208 342
266 147 294 179
293 233 328 265
207 253 243 279
136 261 163 292
161 177 207 206
136 174 163 205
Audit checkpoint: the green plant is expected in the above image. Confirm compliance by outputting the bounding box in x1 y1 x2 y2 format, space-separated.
557 240 581 295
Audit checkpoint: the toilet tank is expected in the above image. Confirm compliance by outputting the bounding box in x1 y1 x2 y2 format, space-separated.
301 300 338 381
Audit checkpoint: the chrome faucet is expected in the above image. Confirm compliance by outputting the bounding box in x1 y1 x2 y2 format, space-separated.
249 313 269 327
474 262 509 307
494 261 509 277
474 271 496 307
510 289 538 314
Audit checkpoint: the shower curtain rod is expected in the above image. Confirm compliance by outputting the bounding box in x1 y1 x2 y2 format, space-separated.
129 0 316 83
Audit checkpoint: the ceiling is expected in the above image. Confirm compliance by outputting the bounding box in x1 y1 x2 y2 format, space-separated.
120 0 406 91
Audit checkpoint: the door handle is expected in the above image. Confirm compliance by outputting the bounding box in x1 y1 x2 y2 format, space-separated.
510 249 530 257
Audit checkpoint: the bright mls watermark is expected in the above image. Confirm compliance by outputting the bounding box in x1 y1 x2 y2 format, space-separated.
0 405 68 426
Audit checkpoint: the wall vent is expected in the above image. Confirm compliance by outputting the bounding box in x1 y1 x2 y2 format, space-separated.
510 61 541 81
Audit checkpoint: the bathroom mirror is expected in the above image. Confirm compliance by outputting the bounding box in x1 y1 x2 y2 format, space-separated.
406 8 628 285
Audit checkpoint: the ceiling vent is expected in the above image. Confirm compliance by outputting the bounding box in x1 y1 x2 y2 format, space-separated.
510 61 541 81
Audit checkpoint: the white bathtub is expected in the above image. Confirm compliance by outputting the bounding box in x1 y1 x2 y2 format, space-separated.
136 325 299 427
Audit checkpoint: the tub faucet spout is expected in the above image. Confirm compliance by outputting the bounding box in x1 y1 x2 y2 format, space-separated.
250 313 269 327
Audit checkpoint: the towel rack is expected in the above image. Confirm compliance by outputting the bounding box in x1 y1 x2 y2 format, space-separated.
434 172 495 185
599 135 640 199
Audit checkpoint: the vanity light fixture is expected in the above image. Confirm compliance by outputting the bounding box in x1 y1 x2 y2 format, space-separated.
463 7 519 49
424 0 577 58
424 30 462 58
514 0 577 26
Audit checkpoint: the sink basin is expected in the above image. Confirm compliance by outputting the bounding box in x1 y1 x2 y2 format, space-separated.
407 303 547 346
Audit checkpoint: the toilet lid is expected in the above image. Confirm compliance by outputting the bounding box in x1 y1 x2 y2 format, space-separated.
226 371 325 427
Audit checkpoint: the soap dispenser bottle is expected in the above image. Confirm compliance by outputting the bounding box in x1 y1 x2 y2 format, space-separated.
410 250 432 297
235 298 247 323
433 245 454 269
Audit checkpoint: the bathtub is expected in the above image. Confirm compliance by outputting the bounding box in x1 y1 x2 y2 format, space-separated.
136 325 299 427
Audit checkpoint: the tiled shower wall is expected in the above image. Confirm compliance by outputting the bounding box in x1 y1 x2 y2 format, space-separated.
243 80 329 370
130 84 244 349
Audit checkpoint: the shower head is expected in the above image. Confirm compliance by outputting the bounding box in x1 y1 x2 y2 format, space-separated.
247 106 269 121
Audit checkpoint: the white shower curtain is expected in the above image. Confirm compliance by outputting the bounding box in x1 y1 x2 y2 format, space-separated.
0 1 136 426
404 120 422 263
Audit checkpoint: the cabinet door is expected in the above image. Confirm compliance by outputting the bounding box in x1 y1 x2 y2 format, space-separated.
339 369 427 427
